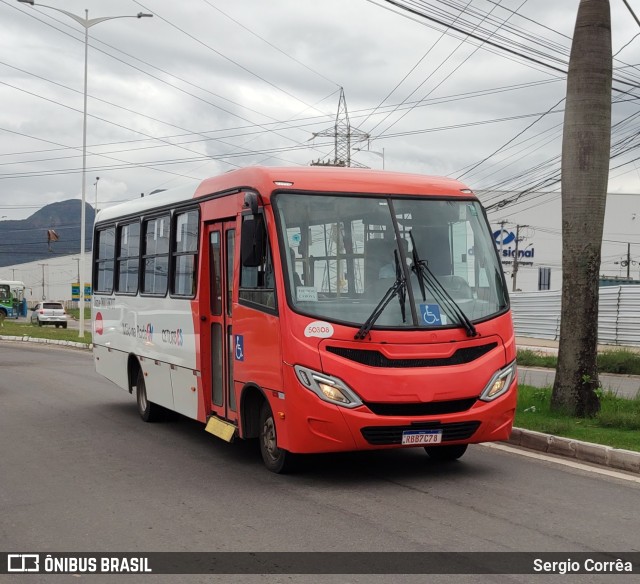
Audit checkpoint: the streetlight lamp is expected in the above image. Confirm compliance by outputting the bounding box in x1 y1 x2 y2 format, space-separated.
18 1 152 337
353 146 385 170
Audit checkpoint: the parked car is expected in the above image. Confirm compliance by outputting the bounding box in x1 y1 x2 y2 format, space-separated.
30 302 68 328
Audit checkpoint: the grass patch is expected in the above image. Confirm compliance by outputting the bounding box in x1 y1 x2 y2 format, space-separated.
517 348 640 376
517 349 558 369
0 320 91 345
516 384 640 452
597 350 640 375
66 307 91 321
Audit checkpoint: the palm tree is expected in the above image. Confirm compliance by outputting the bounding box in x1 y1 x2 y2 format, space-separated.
552 0 612 416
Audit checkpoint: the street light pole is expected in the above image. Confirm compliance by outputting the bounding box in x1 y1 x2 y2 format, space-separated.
18 1 152 337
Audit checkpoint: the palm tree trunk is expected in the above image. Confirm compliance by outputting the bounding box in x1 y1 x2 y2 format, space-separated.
552 0 612 417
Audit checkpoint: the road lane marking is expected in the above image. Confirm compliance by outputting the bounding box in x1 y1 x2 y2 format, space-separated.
481 442 640 485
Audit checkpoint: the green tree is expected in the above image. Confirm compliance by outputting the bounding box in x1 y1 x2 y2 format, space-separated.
552 0 612 416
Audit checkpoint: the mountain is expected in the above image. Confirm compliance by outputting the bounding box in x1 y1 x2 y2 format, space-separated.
0 200 95 268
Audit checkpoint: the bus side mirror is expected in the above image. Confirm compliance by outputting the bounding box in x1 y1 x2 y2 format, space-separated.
241 215 266 267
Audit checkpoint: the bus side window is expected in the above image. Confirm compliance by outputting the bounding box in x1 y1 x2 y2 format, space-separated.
95 227 115 294
239 214 276 311
116 221 140 294
172 209 199 298
142 215 170 296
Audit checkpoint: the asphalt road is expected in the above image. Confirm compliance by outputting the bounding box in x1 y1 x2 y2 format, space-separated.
1 342 639 583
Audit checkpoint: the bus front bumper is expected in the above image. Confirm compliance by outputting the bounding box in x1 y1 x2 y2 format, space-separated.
275 366 517 454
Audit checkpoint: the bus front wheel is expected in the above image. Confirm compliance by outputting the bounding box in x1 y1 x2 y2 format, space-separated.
136 369 164 423
424 444 468 461
259 402 296 473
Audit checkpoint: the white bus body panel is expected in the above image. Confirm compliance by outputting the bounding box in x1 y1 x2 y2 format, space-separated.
171 366 199 419
92 294 199 420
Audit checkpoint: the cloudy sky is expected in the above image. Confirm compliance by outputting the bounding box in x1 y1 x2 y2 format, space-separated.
1 0 639 231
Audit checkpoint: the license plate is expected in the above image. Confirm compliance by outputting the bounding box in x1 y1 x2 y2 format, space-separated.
401 430 443 445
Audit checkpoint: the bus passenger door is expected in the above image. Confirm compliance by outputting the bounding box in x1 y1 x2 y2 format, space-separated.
204 221 236 423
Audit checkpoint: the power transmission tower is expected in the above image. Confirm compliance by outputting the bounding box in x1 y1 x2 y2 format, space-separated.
310 87 369 167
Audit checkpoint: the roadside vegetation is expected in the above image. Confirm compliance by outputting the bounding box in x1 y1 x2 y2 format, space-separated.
518 348 640 376
0 319 91 345
516 384 640 452
66 307 91 321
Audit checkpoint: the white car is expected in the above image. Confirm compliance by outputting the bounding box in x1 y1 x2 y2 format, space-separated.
30 302 69 329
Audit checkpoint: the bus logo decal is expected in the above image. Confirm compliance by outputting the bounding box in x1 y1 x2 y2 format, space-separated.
161 328 183 346
235 335 244 361
304 321 334 338
95 312 104 335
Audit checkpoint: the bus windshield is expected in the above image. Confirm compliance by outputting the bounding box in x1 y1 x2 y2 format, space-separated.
273 193 508 331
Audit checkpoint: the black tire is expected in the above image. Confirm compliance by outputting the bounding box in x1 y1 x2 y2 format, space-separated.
259 401 297 473
62 323 68 329
55 324 60 329
37 319 43 327
136 368 164 422
424 444 468 461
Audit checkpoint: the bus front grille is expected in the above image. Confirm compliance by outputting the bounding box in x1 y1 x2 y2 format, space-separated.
325 343 497 368
361 421 481 445
363 398 477 416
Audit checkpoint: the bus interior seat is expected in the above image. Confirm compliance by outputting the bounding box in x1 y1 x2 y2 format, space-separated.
365 238 395 289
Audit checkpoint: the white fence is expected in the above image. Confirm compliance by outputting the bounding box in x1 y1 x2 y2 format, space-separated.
511 286 640 346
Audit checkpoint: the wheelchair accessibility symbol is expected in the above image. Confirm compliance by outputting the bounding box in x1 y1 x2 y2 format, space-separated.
235 335 244 361
420 304 442 326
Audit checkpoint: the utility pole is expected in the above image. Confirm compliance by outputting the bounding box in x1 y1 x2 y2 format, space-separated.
497 219 507 259
627 242 631 279
616 243 633 278
39 263 47 300
511 224 528 292
310 87 369 167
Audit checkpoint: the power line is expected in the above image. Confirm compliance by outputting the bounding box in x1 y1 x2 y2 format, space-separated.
199 0 339 88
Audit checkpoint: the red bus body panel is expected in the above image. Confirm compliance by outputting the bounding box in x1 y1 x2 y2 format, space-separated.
189 167 516 454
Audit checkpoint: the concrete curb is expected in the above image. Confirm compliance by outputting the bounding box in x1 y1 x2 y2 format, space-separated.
508 427 640 474
0 334 92 351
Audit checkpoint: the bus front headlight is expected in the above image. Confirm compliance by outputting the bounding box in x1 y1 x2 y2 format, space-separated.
479 361 517 402
294 365 363 408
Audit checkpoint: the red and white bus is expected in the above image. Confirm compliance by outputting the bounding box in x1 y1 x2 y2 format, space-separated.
92 166 516 472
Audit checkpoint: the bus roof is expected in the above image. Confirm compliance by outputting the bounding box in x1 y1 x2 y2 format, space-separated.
96 167 474 224
0 280 25 289
195 166 473 199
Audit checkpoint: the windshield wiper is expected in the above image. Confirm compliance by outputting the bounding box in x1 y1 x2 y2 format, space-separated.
409 232 477 338
355 250 406 340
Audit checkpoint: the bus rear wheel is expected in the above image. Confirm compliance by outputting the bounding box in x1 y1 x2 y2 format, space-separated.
259 402 296 473
424 444 468 461
136 369 164 423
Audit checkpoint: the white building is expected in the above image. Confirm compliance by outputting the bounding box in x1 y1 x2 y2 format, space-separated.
0 253 91 306
483 191 640 292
